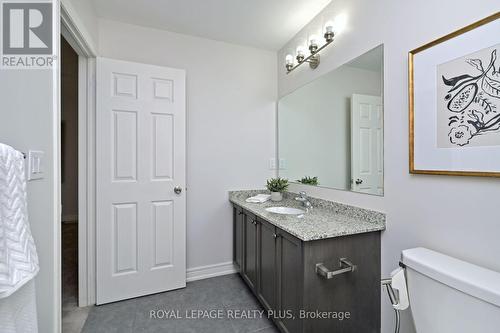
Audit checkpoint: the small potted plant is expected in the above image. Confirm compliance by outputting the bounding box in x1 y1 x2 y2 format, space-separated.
266 177 289 202
297 176 319 186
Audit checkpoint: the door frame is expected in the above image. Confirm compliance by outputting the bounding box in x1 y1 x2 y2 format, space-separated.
60 2 97 307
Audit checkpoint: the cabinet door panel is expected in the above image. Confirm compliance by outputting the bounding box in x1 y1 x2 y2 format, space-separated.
302 232 381 333
257 218 277 310
277 231 302 333
243 212 258 290
233 206 244 271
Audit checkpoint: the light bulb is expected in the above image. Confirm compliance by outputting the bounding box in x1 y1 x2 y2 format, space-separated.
324 20 335 42
309 34 319 54
295 46 306 63
324 21 334 33
285 54 294 71
309 34 319 47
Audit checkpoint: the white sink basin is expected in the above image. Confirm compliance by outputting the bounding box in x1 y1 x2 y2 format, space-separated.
265 207 305 215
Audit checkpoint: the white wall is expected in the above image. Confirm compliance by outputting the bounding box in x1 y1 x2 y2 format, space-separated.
0 69 58 333
278 1 500 332
279 65 381 189
0 2 60 331
98 19 277 271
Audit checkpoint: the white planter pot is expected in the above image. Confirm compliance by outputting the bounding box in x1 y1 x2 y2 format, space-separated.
271 192 283 202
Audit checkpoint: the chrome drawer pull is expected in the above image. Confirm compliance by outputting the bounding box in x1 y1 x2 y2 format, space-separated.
315 258 357 279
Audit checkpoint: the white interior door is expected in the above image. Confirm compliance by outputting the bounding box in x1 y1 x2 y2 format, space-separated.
351 94 383 195
96 58 186 304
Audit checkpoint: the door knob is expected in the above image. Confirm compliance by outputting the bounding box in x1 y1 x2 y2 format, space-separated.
174 186 182 194
355 179 363 185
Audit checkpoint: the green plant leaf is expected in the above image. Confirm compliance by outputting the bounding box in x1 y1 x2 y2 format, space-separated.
297 176 319 186
266 177 289 192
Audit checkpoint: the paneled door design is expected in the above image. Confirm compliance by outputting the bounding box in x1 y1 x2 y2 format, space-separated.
96 58 186 304
351 94 383 195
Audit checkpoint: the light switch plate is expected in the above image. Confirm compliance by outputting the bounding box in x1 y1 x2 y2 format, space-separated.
279 158 286 170
28 150 44 181
269 158 277 170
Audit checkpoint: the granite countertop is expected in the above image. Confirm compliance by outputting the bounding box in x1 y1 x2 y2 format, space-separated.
229 190 385 242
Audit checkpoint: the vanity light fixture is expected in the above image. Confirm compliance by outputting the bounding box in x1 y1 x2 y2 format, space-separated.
285 21 337 74
296 46 306 62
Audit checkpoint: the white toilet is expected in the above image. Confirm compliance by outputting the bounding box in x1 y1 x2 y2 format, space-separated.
394 247 500 333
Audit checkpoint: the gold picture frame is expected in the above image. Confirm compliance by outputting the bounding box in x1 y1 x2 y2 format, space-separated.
409 12 500 177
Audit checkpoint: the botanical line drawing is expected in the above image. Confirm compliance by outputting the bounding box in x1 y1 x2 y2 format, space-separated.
442 48 500 146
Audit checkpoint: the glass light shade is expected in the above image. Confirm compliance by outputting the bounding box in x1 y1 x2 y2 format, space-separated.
285 54 294 65
324 21 334 33
296 46 306 57
309 34 319 46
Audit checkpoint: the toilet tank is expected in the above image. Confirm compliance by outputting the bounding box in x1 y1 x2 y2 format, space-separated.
401 248 500 333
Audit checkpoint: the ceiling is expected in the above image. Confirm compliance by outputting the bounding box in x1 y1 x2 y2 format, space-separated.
92 0 332 50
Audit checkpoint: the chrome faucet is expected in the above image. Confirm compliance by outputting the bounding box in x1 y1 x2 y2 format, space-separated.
295 191 312 211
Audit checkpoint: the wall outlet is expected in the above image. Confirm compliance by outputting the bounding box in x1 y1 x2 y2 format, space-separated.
269 158 277 170
28 150 44 181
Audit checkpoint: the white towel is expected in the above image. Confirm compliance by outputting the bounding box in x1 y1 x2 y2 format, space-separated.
0 280 38 333
246 194 271 203
0 143 39 297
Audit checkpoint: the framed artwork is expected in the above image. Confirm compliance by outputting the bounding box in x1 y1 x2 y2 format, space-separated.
409 12 500 177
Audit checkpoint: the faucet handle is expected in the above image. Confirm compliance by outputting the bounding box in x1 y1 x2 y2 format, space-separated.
295 191 309 203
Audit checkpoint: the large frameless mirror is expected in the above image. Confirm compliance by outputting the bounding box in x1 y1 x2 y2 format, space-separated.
278 45 384 195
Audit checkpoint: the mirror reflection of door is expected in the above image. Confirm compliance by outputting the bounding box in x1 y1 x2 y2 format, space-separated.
350 94 383 195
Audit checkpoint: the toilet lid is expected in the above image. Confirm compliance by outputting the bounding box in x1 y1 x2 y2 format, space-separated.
402 247 500 307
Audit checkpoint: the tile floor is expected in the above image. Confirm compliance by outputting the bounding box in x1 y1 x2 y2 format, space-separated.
63 223 278 332
62 223 91 333
81 274 279 333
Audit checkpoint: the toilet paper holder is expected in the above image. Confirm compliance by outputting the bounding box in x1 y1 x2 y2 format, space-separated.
315 258 357 279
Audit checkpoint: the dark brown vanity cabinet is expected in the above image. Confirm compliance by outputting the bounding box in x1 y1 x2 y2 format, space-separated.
275 228 303 333
233 206 244 271
242 210 258 290
257 218 278 310
233 204 381 333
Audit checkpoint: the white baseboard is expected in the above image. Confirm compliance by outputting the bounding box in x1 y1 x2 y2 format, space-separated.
186 261 237 282
62 214 78 223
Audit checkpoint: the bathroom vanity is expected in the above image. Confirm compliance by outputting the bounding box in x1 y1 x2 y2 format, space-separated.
229 40 387 333
230 190 385 333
